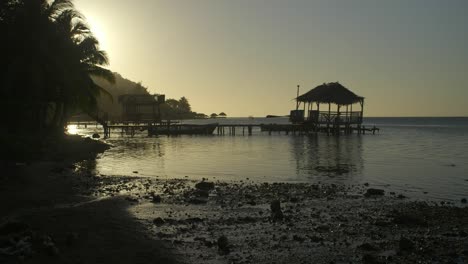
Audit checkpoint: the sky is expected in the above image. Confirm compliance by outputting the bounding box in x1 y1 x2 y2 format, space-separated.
75 0 468 117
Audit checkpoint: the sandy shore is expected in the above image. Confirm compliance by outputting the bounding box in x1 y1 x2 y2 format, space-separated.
1 136 467 263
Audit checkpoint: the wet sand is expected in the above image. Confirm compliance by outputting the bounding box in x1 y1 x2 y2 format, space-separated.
1 136 467 263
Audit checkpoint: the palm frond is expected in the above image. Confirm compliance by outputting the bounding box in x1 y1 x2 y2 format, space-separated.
82 49 109 66
70 20 90 37
46 0 74 19
87 65 115 83
92 82 113 102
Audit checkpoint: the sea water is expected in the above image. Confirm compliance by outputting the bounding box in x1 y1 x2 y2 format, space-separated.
70 117 468 201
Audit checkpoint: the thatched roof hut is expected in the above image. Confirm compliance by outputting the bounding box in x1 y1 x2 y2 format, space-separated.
290 82 365 127
296 82 363 105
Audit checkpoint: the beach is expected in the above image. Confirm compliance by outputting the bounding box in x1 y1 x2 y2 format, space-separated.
1 136 467 263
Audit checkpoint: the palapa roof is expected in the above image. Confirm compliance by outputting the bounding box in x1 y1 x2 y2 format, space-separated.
118 94 157 105
296 82 364 105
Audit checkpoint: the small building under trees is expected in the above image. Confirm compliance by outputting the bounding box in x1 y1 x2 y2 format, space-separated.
118 94 165 123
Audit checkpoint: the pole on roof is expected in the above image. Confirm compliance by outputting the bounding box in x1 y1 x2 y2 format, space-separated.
296 85 300 111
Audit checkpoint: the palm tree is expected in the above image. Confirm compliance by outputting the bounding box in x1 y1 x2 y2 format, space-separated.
1 0 114 140
51 5 115 130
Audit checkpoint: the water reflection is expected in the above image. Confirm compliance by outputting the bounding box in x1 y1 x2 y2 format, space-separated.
290 135 363 182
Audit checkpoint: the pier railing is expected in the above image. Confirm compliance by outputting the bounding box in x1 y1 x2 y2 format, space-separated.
308 111 362 124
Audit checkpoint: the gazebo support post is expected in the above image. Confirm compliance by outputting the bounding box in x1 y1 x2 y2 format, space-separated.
336 105 341 135
303 102 306 122
345 105 349 134
327 102 331 135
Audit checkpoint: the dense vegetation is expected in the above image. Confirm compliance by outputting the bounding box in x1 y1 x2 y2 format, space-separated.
0 0 114 159
90 74 207 121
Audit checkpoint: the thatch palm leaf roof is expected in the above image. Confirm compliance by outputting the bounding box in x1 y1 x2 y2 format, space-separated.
297 82 363 105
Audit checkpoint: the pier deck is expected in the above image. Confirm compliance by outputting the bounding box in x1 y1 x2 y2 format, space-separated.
69 122 380 138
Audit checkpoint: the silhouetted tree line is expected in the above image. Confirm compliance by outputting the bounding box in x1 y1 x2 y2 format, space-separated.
0 0 114 159
85 74 207 121
161 96 207 120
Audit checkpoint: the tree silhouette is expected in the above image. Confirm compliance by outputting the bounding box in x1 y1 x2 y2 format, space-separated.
1 0 114 136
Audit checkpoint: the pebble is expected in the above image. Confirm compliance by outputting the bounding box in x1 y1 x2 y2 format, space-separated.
217 235 230 255
364 188 385 197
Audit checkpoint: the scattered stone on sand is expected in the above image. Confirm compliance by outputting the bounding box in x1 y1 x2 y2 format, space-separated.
270 200 283 221
195 181 215 191
461 198 467 204
397 194 406 199
364 188 385 197
217 235 230 255
132 171 138 174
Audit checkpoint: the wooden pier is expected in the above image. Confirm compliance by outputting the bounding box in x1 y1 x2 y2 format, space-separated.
69 121 379 138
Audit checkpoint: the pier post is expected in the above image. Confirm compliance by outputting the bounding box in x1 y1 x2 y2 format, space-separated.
248 125 252 136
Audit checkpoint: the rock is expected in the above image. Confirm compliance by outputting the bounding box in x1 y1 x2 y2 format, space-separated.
461 198 467 204
289 197 299 203
153 217 165 227
399 237 415 252
217 235 230 255
315 225 330 233
42 236 59 256
270 200 283 221
358 243 378 251
0 221 29 236
293 235 306 243
193 189 209 198
308 235 323 243
132 171 138 174
65 232 78 246
125 196 139 203
362 254 381 264
195 181 215 191
373 221 391 227
92 133 100 139
393 213 427 227
364 188 385 197
397 194 406 199
151 194 162 203
188 197 208 204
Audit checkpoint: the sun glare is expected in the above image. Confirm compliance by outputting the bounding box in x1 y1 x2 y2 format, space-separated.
67 124 78 135
86 16 107 50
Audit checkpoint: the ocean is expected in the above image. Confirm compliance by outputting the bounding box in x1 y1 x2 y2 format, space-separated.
69 117 468 201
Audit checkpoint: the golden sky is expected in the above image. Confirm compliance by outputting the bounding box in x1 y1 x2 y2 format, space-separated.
75 0 468 117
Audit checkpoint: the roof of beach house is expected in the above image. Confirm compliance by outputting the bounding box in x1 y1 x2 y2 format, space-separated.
118 94 165 105
296 82 364 105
